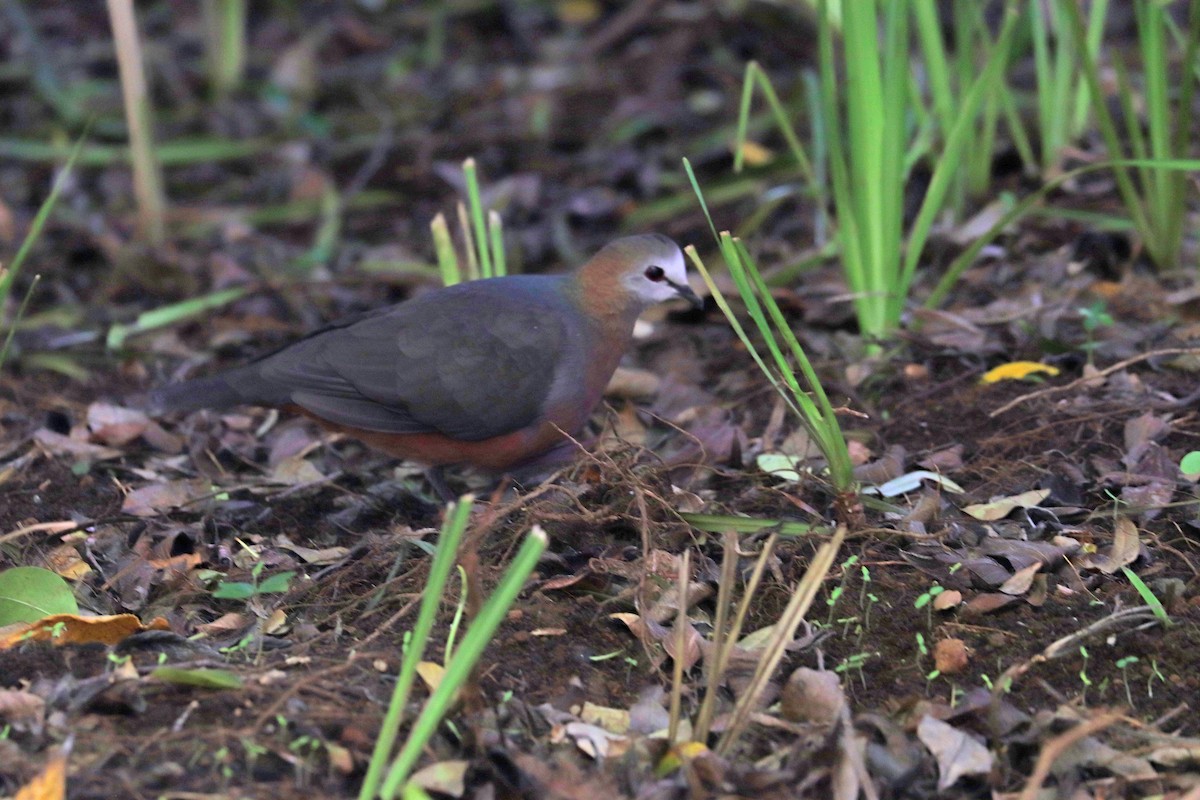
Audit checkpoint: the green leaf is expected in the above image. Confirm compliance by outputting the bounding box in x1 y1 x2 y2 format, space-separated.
1121 567 1170 625
1181 451 1200 476
0 566 80 625
106 286 249 349
150 667 244 689
256 571 296 594
211 581 255 600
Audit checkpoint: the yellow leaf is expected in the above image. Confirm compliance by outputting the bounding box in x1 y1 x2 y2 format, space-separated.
580 701 630 735
981 361 1060 384
45 544 91 581
738 140 774 166
558 0 600 25
15 746 67 800
416 661 445 692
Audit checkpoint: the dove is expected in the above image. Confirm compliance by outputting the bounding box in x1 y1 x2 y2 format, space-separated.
148 234 699 497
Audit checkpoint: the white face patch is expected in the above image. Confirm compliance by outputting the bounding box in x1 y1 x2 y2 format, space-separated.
621 239 692 305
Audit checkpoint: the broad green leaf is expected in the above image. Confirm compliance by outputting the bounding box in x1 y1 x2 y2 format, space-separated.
0 567 79 625
150 667 244 689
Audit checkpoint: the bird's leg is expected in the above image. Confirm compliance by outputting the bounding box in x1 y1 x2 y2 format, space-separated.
425 465 458 503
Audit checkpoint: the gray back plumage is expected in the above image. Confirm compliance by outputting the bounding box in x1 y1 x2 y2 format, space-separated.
150 275 579 442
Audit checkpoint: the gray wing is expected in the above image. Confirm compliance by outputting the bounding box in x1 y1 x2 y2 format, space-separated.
235 277 574 441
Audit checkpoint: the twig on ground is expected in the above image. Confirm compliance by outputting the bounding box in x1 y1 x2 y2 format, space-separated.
1017 712 1121 800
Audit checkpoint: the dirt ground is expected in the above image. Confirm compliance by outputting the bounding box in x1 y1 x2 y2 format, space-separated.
1 3 1199 799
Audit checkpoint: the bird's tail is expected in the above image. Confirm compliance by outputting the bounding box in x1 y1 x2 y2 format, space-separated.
144 375 244 415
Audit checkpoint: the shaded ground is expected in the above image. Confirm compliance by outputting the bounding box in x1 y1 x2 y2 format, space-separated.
2 2 1199 799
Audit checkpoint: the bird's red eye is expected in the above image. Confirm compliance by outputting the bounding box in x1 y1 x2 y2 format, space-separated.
644 265 665 282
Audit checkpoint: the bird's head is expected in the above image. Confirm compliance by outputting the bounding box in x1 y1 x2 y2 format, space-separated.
576 234 701 315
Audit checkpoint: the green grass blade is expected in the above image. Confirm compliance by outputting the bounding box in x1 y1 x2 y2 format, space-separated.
1070 0 1109 137
0 129 88 305
680 513 823 537
487 210 506 277
106 286 249 349
925 158 1200 309
682 157 720 243
912 0 953 138
686 246 791 409
461 158 492 279
203 0 247 99
430 212 461 287
733 62 814 182
897 5 1020 322
1061 0 1153 252
1121 566 1170 625
358 497 474 800
0 136 272 165
379 526 547 798
0 274 41 370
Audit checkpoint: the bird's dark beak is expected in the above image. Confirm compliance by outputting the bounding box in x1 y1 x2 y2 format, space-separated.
667 278 704 309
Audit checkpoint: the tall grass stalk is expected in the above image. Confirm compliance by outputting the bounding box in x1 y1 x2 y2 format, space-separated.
0 132 86 310
376 526 546 798
105 0 166 245
430 213 460 287
0 275 41 371
1066 0 1198 271
912 0 1027 206
666 549 691 745
463 158 501 279
358 496 473 800
732 62 827 243
817 0 1019 342
1029 0 1109 174
0 131 86 371
694 532 778 741
202 0 247 100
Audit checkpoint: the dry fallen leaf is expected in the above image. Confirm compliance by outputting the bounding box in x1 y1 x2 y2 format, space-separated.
121 479 214 516
917 714 993 790
0 614 171 649
33 429 122 462
0 689 45 724
86 402 150 447
14 744 67 800
44 543 91 581
962 488 1050 521
580 702 631 735
999 562 1043 595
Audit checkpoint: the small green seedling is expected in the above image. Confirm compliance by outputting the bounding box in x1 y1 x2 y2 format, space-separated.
858 565 872 608
914 583 945 628
1116 656 1139 707
1079 300 1114 365
211 562 296 600
1079 646 1092 703
1148 658 1166 698
835 651 876 690
826 585 845 625
863 591 879 631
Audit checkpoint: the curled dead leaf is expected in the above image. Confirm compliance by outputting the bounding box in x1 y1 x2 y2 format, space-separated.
0 614 171 649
